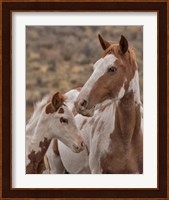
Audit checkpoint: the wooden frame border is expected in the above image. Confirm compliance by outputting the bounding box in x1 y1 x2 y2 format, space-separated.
1 0 168 199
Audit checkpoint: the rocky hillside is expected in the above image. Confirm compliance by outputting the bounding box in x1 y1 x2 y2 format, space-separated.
26 26 143 121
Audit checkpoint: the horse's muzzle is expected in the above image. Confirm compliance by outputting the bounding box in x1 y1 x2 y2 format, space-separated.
75 99 94 117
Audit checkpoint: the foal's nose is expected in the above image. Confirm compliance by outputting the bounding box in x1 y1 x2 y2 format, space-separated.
79 99 88 110
73 141 85 152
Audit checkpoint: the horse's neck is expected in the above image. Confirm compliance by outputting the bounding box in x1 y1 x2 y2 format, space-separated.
26 96 49 136
26 136 51 173
115 92 141 148
112 69 141 146
26 116 53 165
26 95 52 171
26 115 42 165
26 139 51 171
26 116 39 138
116 92 136 143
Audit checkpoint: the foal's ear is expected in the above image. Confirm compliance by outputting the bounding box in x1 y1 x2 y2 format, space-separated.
98 33 111 50
52 92 64 110
45 92 64 114
119 35 128 54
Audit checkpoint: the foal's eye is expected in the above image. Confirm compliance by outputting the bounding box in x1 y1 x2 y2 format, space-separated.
60 117 68 124
107 66 117 73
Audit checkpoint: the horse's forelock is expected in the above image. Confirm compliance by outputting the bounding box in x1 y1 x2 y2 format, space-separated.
103 44 137 79
104 43 136 62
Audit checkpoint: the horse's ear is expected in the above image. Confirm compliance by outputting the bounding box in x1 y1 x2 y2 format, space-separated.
45 104 55 114
45 92 64 114
52 92 64 110
119 35 128 54
98 33 111 50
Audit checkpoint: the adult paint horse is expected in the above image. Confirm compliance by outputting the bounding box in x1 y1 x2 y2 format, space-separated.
74 34 143 173
26 92 85 174
48 34 142 174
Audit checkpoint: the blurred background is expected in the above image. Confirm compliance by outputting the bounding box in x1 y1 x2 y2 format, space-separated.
26 26 143 121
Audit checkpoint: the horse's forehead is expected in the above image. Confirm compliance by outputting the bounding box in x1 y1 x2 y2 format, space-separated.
94 54 117 70
57 105 67 114
103 54 117 63
61 106 76 121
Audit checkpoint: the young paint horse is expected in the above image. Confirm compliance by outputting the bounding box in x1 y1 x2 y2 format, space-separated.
57 34 143 174
44 89 90 174
26 92 85 174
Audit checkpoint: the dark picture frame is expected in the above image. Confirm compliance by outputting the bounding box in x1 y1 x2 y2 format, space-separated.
1 1 168 199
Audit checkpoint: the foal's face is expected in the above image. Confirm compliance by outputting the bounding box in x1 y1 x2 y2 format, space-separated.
49 105 85 153
46 104 85 153
34 92 85 153
76 54 128 116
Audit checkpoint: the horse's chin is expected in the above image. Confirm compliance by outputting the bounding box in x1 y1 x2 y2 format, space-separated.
71 143 85 153
72 147 84 153
78 108 94 117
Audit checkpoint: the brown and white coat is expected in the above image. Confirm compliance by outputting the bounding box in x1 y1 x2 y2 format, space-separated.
26 92 85 174
57 34 143 174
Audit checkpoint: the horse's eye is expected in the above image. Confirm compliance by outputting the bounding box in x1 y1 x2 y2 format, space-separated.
60 117 68 124
107 66 117 73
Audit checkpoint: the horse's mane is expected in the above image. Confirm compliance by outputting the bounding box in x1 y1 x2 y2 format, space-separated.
26 95 51 136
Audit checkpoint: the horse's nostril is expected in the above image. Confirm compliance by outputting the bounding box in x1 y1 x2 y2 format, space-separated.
73 144 79 150
81 142 85 148
80 99 88 108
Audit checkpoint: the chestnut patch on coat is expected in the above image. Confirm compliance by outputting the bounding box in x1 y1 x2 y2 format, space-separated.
26 137 51 174
45 92 65 114
80 119 87 130
100 91 143 174
58 107 64 114
37 159 46 174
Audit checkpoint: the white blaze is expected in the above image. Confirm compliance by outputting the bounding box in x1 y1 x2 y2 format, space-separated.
79 54 117 98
